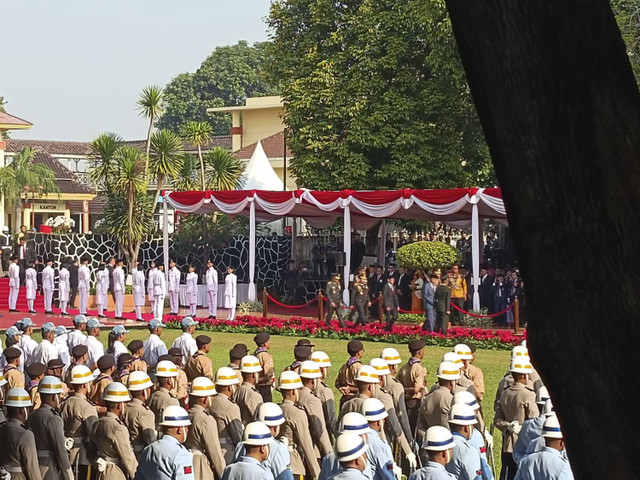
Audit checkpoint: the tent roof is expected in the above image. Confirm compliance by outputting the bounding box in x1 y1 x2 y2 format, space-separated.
242 140 286 191
165 188 506 230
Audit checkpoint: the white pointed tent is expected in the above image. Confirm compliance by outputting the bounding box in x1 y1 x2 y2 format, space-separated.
242 141 287 191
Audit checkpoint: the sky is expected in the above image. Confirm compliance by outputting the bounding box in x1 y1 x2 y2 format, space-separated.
2 0 270 141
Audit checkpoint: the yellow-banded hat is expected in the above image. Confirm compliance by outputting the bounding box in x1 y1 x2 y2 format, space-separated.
369 358 390 376
216 367 241 386
380 348 402 365
299 361 322 379
5 387 32 407
454 344 473 360
436 361 461 381
127 371 153 391
240 355 263 374
509 358 533 374
190 377 217 397
103 382 131 403
310 351 331 367
442 352 463 367
70 365 95 385
156 360 179 378
38 375 64 394
355 365 379 384
278 371 303 390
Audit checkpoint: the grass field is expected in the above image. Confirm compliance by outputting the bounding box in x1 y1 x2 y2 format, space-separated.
94 327 511 472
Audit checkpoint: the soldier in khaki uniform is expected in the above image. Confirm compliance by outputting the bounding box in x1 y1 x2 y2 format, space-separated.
380 348 414 446
455 343 485 401
495 359 539 480
89 355 116 408
339 365 379 419
310 351 339 441
420 361 459 434
3 347 25 389
234 355 264 424
90 382 138 480
228 346 246 384
167 350 189 408
123 371 157 458
64 344 89 388
185 335 214 382
25 376 74 480
186 377 226 480
210 367 243 463
494 346 540 410
26 362 46 410
128 340 148 373
298 361 333 458
59 365 98 480
325 273 346 327
284 345 312 374
0 387 41 480
148 360 180 429
464 344 485 401
278 371 321 480
396 339 428 431
335 340 364 407
253 332 275 402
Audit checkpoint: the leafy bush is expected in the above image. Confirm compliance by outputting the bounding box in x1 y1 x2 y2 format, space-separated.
396 241 460 271
398 313 424 324
462 309 494 328
238 301 264 314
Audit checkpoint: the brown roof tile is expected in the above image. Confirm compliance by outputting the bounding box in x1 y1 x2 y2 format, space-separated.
32 151 96 195
233 131 293 160
0 111 33 127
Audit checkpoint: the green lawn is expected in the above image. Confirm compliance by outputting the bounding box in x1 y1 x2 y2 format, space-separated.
96 327 510 472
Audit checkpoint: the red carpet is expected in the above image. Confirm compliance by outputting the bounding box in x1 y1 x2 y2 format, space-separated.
0 277 45 311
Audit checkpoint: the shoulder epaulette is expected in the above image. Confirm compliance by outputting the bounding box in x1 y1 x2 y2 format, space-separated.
86 397 97 406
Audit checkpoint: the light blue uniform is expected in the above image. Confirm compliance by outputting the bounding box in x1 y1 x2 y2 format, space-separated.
469 428 494 480
329 467 370 480
512 415 544 465
409 461 456 480
233 439 293 480
445 432 482 480
320 453 373 480
366 430 395 480
514 447 574 480
135 435 195 480
221 455 275 480
524 436 568 461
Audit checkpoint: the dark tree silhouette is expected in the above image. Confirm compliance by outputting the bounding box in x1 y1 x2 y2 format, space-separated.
444 0 640 478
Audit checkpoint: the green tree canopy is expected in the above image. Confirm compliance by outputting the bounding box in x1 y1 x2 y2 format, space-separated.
157 41 279 135
612 0 640 83
396 241 460 271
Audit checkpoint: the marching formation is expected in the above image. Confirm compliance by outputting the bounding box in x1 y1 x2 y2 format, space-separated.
0 314 571 480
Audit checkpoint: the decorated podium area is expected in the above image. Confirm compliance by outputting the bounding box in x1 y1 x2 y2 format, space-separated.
162 188 507 311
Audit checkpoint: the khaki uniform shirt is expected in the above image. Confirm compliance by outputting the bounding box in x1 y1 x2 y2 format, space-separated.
386 376 414 442
280 399 320 478
233 382 263 425
339 393 368 419
376 387 412 456
185 352 214 382
465 364 485 400
25 403 73 480
494 382 539 453
335 357 362 403
314 380 339 441
255 349 275 388
0 417 42 480
186 404 226 480
4 365 25 390
298 385 333 457
494 373 536 412
89 374 113 407
171 368 189 408
122 398 157 455
148 387 180 429
59 393 98 466
397 358 428 400
209 394 243 464
92 412 138 480
421 385 453 429
131 358 148 373
27 382 41 410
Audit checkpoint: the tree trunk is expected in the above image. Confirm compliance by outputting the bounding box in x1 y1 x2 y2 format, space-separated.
144 116 153 179
444 0 640 478
198 145 206 191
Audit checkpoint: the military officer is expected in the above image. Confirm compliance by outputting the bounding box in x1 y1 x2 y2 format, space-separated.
234 355 264 424
0 388 41 480
297 361 333 458
186 377 226 480
3 346 25 389
220 422 274 480
331 432 370 480
340 365 380 419
421 362 459 431
319 413 373 480
148 360 180 429
350 274 370 327
90 355 116 407
310 351 339 441
59 365 98 480
278 371 321 480
397 339 428 431
25 376 74 480
143 319 168 372
362 398 397 480
409 426 456 480
335 340 365 407
254 332 275 402
210 367 244 463
445 403 482 480
325 273 346 327
185 335 214 382
136 405 195 480
123 371 157 458
91 382 138 480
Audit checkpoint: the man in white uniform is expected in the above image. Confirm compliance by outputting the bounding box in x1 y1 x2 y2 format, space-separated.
206 260 218 319
171 317 199 367
18 318 38 366
148 262 157 313
8 255 20 311
143 319 168 372
31 322 59 365
58 261 70 315
84 318 104 372
225 266 237 321
153 263 166 321
114 258 126 319
78 257 91 315
42 258 55 314
133 261 147 321
168 259 181 315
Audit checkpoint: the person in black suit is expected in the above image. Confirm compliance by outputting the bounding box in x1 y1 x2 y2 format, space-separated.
382 275 399 331
369 265 385 318
396 266 412 311
282 260 299 304
350 234 366 273
493 272 508 325
478 265 495 313
14 237 34 285
106 256 116 304
68 257 79 308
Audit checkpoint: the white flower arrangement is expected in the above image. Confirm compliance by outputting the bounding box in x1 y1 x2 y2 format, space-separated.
45 215 76 233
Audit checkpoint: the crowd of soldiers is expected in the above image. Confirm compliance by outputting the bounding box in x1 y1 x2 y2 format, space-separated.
0 313 572 480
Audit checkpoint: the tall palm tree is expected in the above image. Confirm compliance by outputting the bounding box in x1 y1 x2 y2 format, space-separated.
181 121 213 190
204 147 245 190
172 154 201 192
89 132 123 194
149 129 183 206
0 146 59 231
136 85 163 178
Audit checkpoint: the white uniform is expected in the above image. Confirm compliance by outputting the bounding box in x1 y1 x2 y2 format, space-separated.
168 266 181 314
54 335 71 368
113 340 128 364
58 267 70 314
206 267 218 318
32 339 58 365
186 272 198 316
133 269 146 320
8 262 20 310
20 334 38 366
148 268 157 311
224 273 237 320
78 264 90 314
153 270 166 321
96 269 109 316
114 265 125 318
143 334 168 370
85 335 104 371
67 329 86 351
25 267 37 311
171 332 197 368
42 265 55 312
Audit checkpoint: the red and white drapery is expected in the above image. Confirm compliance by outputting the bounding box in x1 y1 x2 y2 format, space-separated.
162 188 507 308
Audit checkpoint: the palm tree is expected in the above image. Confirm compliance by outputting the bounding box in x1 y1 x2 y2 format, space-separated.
89 132 123 194
172 154 201 192
204 147 245 190
149 129 183 206
181 121 213 190
0 147 59 231
136 85 163 178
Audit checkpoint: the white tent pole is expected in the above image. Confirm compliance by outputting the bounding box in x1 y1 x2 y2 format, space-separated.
163 195 169 281
378 219 386 267
248 198 257 301
471 199 481 311
291 218 297 261
343 204 351 305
